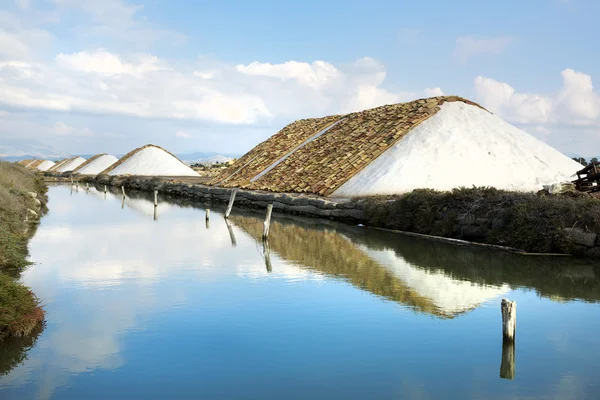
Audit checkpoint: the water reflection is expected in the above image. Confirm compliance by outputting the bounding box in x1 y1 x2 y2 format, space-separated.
1 185 599 400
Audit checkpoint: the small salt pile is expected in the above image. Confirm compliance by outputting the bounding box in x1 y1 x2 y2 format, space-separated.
75 154 118 175
54 157 86 173
37 160 55 171
105 145 199 177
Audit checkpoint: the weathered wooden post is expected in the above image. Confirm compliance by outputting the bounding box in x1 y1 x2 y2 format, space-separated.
121 196 125 209
263 204 273 240
104 185 107 193
499 298 517 380
224 189 237 219
121 186 126 198
86 182 89 191
206 209 210 221
153 206 157 221
501 299 516 341
154 190 158 207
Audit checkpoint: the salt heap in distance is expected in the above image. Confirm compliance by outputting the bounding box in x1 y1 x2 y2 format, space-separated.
74 154 118 175
54 156 87 173
209 96 581 196
36 160 55 171
101 144 199 177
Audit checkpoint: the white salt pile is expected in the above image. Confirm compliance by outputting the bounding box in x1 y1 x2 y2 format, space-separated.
76 155 118 175
55 157 86 173
37 160 55 171
333 101 582 196
108 146 199 176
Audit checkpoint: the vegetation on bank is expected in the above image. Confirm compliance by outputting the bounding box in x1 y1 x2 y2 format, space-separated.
0 161 46 341
361 187 600 254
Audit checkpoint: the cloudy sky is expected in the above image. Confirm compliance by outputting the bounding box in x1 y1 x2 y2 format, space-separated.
0 0 599 156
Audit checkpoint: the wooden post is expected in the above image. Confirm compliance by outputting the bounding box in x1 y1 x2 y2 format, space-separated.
153 206 157 221
104 185 107 193
121 196 125 209
224 189 237 219
121 186 126 197
263 204 273 240
86 182 89 191
501 299 516 341
500 339 516 380
154 190 158 207
206 209 210 221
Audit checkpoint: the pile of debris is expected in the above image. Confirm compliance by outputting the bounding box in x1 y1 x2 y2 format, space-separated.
573 162 600 192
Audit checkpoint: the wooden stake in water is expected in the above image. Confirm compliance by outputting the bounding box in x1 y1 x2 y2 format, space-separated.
263 204 273 240
86 182 89 191
121 186 126 197
104 185 107 193
224 189 237 219
501 299 516 341
206 209 210 221
154 190 158 207
153 206 157 221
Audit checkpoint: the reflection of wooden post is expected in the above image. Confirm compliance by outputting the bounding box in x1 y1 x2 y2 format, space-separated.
224 189 237 219
121 196 125 209
121 186 126 197
263 204 273 240
225 218 237 247
264 240 272 273
205 209 210 229
154 190 158 207
500 339 516 380
501 299 516 341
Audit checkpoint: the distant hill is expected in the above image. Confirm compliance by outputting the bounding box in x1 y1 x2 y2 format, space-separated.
0 140 67 161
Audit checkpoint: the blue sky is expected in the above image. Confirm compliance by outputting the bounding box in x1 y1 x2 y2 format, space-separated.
0 0 599 157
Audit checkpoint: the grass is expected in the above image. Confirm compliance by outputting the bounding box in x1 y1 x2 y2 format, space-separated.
0 161 46 341
359 187 600 254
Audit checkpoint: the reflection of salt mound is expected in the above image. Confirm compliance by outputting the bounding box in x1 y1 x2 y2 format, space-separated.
124 197 173 217
37 160 55 171
362 246 510 315
55 157 86 173
75 154 118 175
334 102 582 196
104 145 199 177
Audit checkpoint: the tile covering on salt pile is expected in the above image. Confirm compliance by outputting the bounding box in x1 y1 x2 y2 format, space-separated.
100 144 199 177
210 96 581 196
36 160 56 171
74 154 118 175
25 160 44 169
17 159 33 166
54 156 86 173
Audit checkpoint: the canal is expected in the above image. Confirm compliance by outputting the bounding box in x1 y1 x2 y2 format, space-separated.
1 184 599 399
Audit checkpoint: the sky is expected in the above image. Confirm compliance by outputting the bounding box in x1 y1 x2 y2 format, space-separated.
0 0 599 157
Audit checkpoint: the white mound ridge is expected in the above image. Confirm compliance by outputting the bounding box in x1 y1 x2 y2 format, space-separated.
55 157 86 173
334 102 582 196
77 155 118 175
37 160 55 171
108 146 200 176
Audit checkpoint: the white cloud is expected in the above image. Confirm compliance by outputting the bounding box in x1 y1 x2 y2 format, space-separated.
56 49 163 77
474 68 600 128
424 87 444 97
53 121 93 136
176 131 191 139
236 60 340 89
454 36 515 64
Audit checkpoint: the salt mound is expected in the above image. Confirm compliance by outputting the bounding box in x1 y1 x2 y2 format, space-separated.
334 102 582 196
55 157 86 173
37 160 55 171
76 155 118 175
107 146 199 176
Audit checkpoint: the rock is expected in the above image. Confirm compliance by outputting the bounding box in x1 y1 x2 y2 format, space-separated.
28 209 38 218
27 191 37 199
563 227 597 247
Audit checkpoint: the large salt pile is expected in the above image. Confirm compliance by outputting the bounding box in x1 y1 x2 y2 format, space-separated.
103 145 199 176
54 156 86 173
211 96 581 196
333 102 582 196
37 160 55 171
75 154 118 175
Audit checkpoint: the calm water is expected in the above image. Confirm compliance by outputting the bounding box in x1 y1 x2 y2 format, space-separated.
1 185 600 399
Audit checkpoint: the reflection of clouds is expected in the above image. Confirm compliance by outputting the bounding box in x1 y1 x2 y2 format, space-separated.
6 185 295 398
362 246 510 314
